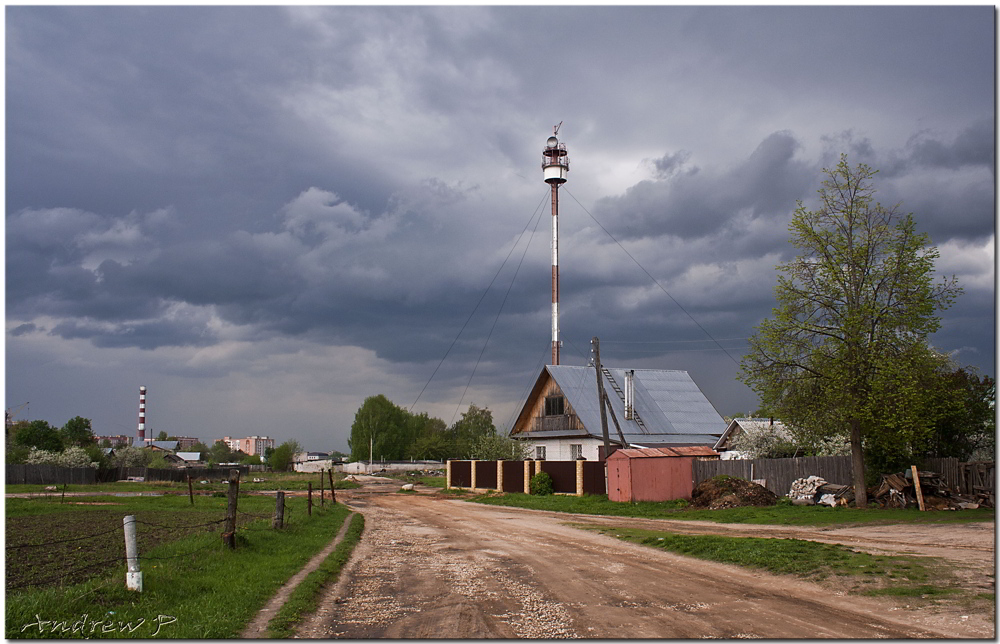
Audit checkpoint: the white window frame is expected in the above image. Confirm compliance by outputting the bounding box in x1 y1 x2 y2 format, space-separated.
570 444 582 460
536 445 546 460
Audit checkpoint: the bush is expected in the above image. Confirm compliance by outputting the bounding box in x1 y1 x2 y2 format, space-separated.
529 471 554 496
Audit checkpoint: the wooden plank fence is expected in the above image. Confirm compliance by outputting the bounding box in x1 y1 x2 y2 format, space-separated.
8 464 261 485
693 455 853 497
923 457 995 496
6 464 97 485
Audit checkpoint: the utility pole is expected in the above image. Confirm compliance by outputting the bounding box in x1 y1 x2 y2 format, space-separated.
592 337 611 460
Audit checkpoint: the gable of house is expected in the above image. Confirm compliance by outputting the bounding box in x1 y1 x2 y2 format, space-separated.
714 418 791 451
511 365 725 448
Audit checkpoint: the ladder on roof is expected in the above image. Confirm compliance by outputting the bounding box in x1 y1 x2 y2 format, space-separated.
601 368 649 434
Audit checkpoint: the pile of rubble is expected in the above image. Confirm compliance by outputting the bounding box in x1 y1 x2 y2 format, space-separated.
873 469 991 510
691 475 779 509
788 476 854 507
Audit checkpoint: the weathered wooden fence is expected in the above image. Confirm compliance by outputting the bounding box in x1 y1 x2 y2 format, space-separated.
693 455 853 497
923 458 995 496
6 464 97 485
447 460 606 495
8 464 260 485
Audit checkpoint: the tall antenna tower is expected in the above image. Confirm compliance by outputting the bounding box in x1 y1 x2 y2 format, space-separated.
542 123 569 365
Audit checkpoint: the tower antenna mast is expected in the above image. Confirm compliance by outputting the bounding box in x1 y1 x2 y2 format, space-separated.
541 125 570 365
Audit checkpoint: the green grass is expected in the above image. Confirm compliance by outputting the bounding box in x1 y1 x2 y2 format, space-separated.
590 525 949 595
470 492 995 526
265 512 366 638
6 496 353 639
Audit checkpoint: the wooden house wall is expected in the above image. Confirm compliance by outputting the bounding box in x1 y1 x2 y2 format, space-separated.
513 375 585 434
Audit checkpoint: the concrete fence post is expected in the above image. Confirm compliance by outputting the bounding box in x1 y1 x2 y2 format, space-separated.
123 515 142 592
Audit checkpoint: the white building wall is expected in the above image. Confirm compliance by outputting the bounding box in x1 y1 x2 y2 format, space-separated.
527 437 605 461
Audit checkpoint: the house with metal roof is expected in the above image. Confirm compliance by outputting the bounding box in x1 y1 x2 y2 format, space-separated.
509 365 726 461
713 417 793 460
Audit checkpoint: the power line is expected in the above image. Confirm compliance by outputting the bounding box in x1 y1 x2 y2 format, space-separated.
409 191 549 412
452 190 548 424
564 188 741 366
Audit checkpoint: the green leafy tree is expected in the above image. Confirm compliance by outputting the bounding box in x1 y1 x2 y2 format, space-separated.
448 404 496 459
739 156 961 506
188 441 210 455
207 440 236 464
917 359 995 462
148 453 172 469
469 432 532 461
155 430 168 441
348 395 409 462
13 420 63 452
59 416 96 448
111 446 152 468
268 440 301 472
727 423 799 459
240 453 263 465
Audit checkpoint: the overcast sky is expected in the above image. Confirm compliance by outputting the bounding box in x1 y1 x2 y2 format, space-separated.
6 6 995 453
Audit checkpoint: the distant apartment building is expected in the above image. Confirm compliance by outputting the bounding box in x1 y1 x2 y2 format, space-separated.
222 435 275 456
173 436 200 450
96 435 133 447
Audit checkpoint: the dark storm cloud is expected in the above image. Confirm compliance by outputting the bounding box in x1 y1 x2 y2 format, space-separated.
591 131 814 243
5 5 993 447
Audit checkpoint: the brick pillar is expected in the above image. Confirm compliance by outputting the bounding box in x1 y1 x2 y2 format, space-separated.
446 460 452 489
576 459 584 496
470 460 477 491
524 460 532 494
497 460 504 493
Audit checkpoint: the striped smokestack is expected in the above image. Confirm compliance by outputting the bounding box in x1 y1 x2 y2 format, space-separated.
138 386 146 443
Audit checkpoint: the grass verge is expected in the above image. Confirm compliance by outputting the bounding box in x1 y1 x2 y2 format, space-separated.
264 512 366 638
588 525 952 595
7 502 352 639
470 492 994 526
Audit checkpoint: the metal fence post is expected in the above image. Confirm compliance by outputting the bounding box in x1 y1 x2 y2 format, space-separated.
123 515 142 592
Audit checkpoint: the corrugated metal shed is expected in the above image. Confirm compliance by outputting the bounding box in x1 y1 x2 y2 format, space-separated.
607 446 719 502
515 365 724 446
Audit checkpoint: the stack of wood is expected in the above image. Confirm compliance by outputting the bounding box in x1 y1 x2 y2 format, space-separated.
788 476 855 506
873 469 991 510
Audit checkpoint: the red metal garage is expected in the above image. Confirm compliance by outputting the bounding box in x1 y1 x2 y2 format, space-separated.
607 446 719 502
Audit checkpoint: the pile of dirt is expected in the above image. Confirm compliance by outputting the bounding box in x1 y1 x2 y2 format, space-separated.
690 475 779 509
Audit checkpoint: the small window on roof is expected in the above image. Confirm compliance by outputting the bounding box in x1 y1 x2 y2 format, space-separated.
544 395 565 416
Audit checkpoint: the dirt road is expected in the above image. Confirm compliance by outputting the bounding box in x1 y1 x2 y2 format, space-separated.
295 478 994 639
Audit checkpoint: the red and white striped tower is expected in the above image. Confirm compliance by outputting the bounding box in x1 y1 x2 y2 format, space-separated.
542 124 569 365
137 386 147 444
